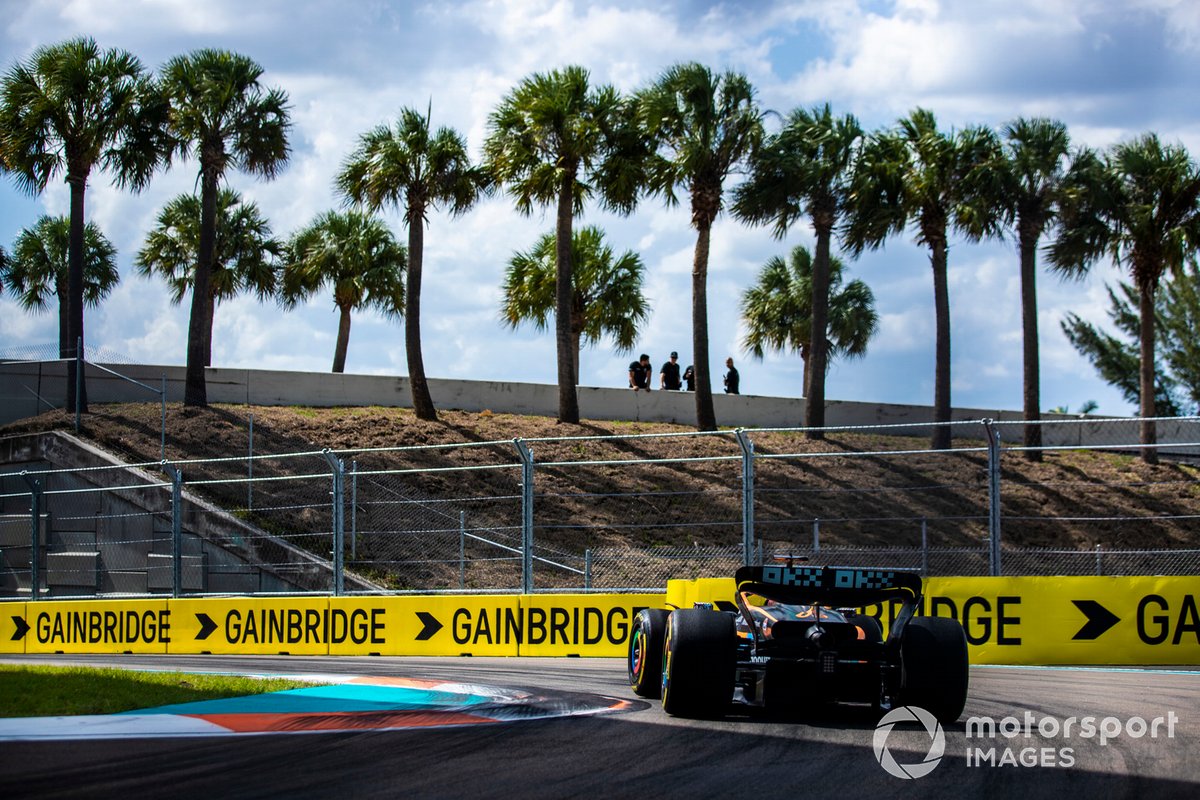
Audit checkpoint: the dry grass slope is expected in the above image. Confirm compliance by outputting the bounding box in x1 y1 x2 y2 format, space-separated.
3 403 1198 561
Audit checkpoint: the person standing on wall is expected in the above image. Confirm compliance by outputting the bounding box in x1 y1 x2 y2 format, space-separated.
682 364 695 391
629 353 652 391
660 351 682 390
723 357 740 395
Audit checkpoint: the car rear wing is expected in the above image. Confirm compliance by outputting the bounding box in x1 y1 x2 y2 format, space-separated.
734 565 923 609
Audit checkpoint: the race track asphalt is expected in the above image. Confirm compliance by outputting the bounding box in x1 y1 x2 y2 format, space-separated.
0 654 1197 799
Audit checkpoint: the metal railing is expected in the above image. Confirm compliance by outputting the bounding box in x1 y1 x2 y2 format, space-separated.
1 416 1198 598
1 345 167 459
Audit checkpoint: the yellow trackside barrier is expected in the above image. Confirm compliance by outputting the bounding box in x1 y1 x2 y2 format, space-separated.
169 597 333 655
20 599 170 655
518 594 665 657
2 576 1195 663
668 575 1200 666
328 595 521 657
1 602 27 654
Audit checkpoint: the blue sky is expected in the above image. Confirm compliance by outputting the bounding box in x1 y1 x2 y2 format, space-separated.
2 0 1199 417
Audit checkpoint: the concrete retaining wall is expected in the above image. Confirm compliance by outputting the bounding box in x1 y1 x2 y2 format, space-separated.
2 360 1195 452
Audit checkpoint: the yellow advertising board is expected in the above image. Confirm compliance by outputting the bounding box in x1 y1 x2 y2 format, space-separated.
669 575 1200 665
328 596 521 657
917 576 1200 665
19 599 170 655
0 602 27 654
168 597 332 655
519 594 666 657
3 576 1196 663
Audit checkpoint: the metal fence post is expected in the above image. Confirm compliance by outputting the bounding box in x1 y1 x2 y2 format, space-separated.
170 467 183 598
513 439 534 594
160 374 167 462
921 517 928 577
459 510 466 591
350 460 358 562
1095 543 1103 576
74 336 82 433
322 450 345 596
735 429 755 566
584 549 593 590
984 419 1002 576
247 413 254 511
813 519 821 555
22 473 42 601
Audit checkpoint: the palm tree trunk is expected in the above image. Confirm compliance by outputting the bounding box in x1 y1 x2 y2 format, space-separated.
571 328 582 387
692 219 716 432
56 273 70 360
1138 282 1158 464
555 172 580 424
204 291 215 368
333 303 352 373
931 238 952 450
66 172 88 414
185 167 217 408
801 351 811 402
1019 228 1042 461
806 223 833 438
406 209 438 421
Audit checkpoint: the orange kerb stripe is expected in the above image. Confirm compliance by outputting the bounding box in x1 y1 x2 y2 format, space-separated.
346 676 446 688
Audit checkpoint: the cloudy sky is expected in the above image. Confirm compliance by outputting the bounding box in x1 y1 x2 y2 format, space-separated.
2 0 1198 417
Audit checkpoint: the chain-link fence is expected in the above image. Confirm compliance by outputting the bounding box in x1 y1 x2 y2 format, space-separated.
1 416 1198 598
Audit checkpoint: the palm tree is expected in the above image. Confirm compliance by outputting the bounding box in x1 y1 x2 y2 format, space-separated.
740 245 877 392
484 66 643 425
997 118 1101 459
1051 134 1200 462
136 189 281 366
638 62 763 431
160 49 290 407
501 225 649 383
733 104 862 436
845 108 1006 449
5 215 119 356
1061 281 1182 416
0 37 168 412
336 106 487 420
281 210 406 373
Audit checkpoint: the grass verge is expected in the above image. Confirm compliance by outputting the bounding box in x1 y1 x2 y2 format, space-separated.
0 664 319 717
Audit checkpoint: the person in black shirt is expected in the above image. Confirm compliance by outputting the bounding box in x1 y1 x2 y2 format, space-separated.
660 351 682 390
682 364 695 391
723 357 740 394
629 354 652 391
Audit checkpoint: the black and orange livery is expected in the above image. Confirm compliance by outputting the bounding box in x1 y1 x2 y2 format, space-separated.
628 565 969 723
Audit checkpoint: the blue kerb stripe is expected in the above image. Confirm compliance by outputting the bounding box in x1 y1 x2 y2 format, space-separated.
127 684 491 716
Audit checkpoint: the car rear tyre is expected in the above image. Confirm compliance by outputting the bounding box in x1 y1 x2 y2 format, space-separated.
899 616 969 723
628 608 669 698
660 609 736 718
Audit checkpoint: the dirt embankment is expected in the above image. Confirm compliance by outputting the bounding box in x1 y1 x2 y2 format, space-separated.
2 403 1197 558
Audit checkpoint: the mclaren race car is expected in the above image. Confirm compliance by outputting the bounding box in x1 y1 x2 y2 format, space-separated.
628 565 968 722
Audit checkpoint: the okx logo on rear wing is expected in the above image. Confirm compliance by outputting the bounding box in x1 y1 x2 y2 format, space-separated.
734 565 923 608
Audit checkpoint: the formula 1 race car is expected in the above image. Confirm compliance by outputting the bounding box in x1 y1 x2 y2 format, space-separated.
628 565 968 723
